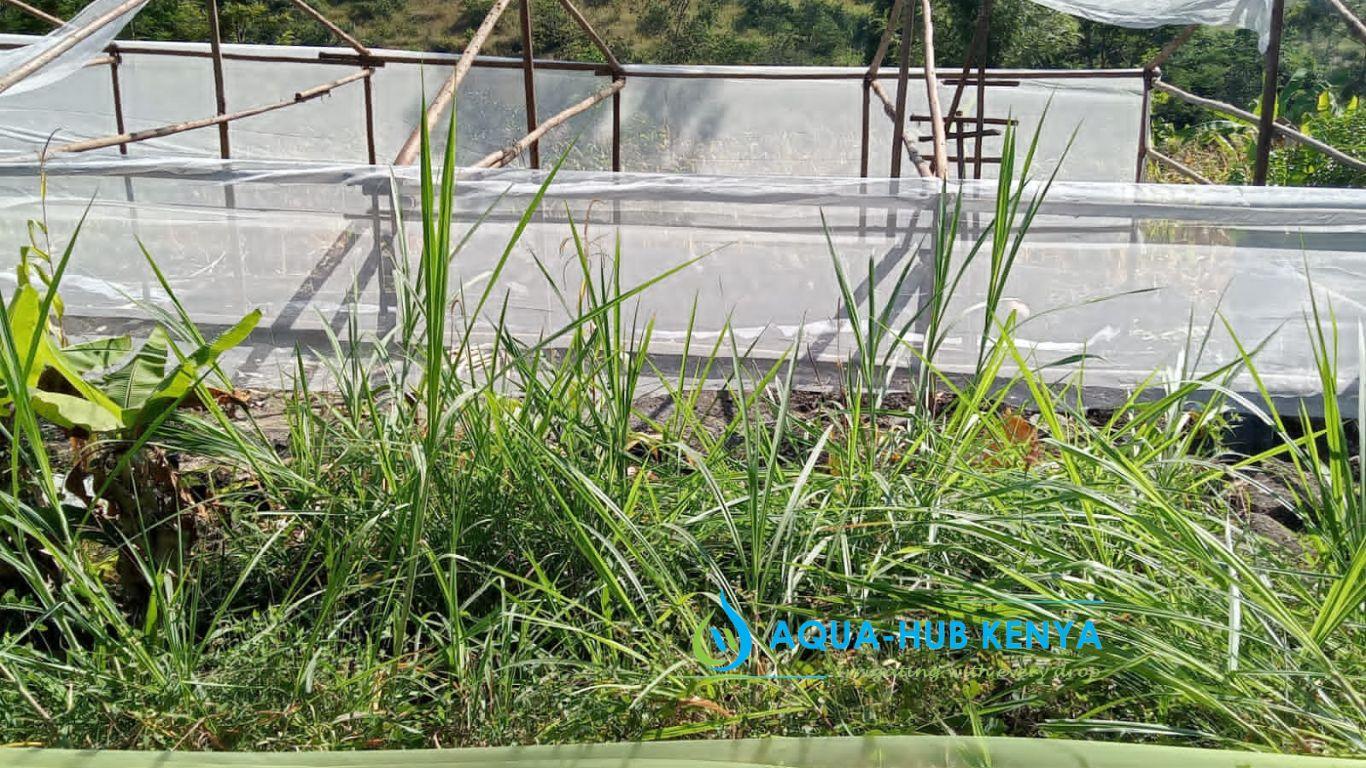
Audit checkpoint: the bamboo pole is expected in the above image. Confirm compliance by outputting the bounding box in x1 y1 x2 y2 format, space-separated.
474 78 623 168
1253 0 1285 184
890 0 914 178
871 80 932 177
918 0 948 179
0 0 146 95
1148 148 1212 184
1146 24 1197 71
393 0 516 165
866 0 906 76
207 0 230 158
518 0 540 168
1324 0 1366 46
46 68 373 156
1154 80 1366 171
1 0 62 26
554 0 623 74
286 0 371 56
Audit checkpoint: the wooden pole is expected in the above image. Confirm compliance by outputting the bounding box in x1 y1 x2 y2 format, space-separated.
1148 148 1212 184
1 0 63 26
0 0 145 95
1145 24 1197 71
890 0 913 178
1155 80 1366 171
871 80 932 177
285 0 370 56
1135 69 1152 182
109 54 127 155
612 73 622 171
859 78 871 177
207 0 230 159
1324 0 1366 46
474 78 623 168
1253 0 1285 185
867 0 906 76
363 73 377 164
973 19 987 178
518 0 540 168
919 0 949 179
942 0 992 159
554 0 623 74
393 0 516 165
46 69 372 156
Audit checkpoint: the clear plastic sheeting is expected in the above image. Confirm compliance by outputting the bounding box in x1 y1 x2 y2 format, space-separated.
0 157 1363 407
0 37 1145 182
1027 0 1275 50
0 0 148 97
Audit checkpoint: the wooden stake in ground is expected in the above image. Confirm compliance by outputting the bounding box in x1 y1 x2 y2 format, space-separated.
918 0 948 178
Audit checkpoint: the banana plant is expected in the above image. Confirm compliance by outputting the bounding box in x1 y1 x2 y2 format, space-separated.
2 278 260 606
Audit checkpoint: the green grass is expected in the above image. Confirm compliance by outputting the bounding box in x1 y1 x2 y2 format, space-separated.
0 115 1363 754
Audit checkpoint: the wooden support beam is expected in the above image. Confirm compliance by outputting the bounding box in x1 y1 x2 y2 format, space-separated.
1135 70 1152 181
1154 80 1366 171
1 0 63 26
1146 24 1197 71
518 0 539 168
1148 148 1213 184
286 0 370 56
859 79 871 177
363 73 377 164
393 0 516 165
867 0 906 76
46 69 373 156
109 54 127 155
474 78 623 168
871 80 932 177
918 0 948 178
0 0 145 95
207 0 230 158
1324 0 1366 46
612 73 622 171
943 0 993 178
555 0 623 74
890 0 914 178
1253 0 1285 184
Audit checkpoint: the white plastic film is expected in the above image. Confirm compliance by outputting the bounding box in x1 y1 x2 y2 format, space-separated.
0 0 148 97
0 158 1362 406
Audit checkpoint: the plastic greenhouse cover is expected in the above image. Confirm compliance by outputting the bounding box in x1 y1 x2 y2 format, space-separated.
0 157 1363 410
2 736 1363 768
0 37 1145 183
1028 0 1276 50
0 0 149 97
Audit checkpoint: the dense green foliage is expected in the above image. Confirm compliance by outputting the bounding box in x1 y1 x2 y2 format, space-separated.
2 0 1362 185
1 122 1363 752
